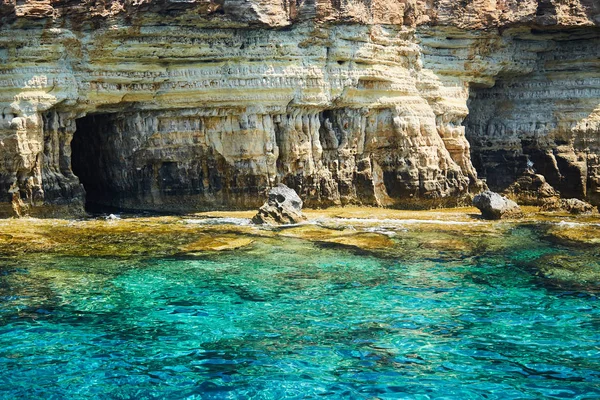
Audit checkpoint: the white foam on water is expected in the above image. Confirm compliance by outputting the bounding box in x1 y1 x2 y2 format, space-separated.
362 227 399 236
184 217 253 226
182 216 481 231
555 220 600 228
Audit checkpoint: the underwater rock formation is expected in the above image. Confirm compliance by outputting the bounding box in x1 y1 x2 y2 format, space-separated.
0 0 599 216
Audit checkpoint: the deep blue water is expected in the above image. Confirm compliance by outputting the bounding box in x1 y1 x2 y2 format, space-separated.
1 225 599 399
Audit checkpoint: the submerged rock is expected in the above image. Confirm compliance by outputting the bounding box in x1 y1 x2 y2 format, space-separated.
317 233 395 251
546 222 600 246
531 254 600 290
540 198 596 215
252 184 307 225
180 235 254 253
473 191 523 220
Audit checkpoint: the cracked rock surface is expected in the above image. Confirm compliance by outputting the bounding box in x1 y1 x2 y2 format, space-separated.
252 184 306 225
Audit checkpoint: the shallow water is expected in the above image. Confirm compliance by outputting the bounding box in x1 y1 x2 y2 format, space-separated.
1 219 599 399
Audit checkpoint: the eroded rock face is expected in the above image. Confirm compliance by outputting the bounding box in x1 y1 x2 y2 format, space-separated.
465 29 600 205
473 191 523 220
0 1 598 216
252 184 306 225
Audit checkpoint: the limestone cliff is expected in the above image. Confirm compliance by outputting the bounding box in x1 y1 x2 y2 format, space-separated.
0 0 598 216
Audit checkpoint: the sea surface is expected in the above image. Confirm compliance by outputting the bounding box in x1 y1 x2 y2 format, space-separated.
1 216 599 399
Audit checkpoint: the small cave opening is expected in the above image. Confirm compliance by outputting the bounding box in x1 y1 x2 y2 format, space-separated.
463 82 530 193
464 77 590 201
71 113 121 213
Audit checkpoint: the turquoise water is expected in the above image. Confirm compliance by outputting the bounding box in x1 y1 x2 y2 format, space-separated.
1 225 600 399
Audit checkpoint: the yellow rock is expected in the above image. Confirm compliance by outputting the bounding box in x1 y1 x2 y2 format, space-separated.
278 225 354 240
421 238 470 252
547 224 600 245
318 233 395 251
180 235 254 253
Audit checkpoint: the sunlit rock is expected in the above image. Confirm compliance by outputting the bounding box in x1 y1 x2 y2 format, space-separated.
504 170 558 205
252 184 306 225
317 233 395 251
473 191 523 220
179 235 254 253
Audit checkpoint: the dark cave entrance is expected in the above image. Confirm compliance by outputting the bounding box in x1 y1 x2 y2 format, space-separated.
464 81 588 200
71 113 121 213
463 84 528 192
70 111 235 214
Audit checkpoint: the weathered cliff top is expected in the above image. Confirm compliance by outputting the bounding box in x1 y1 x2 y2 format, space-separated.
1 0 599 29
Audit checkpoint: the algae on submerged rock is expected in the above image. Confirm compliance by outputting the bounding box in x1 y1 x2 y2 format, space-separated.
179 235 255 253
1 207 599 293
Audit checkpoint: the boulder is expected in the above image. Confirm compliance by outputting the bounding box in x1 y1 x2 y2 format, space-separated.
540 198 595 215
252 184 307 225
504 170 558 204
473 191 523 220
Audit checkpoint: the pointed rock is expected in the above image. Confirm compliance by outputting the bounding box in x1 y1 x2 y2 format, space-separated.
252 184 307 225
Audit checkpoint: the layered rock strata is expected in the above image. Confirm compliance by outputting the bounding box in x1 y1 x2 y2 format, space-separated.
465 28 600 205
0 0 598 216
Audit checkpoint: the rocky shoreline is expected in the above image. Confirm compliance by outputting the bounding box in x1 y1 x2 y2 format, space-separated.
0 206 598 292
0 206 597 250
